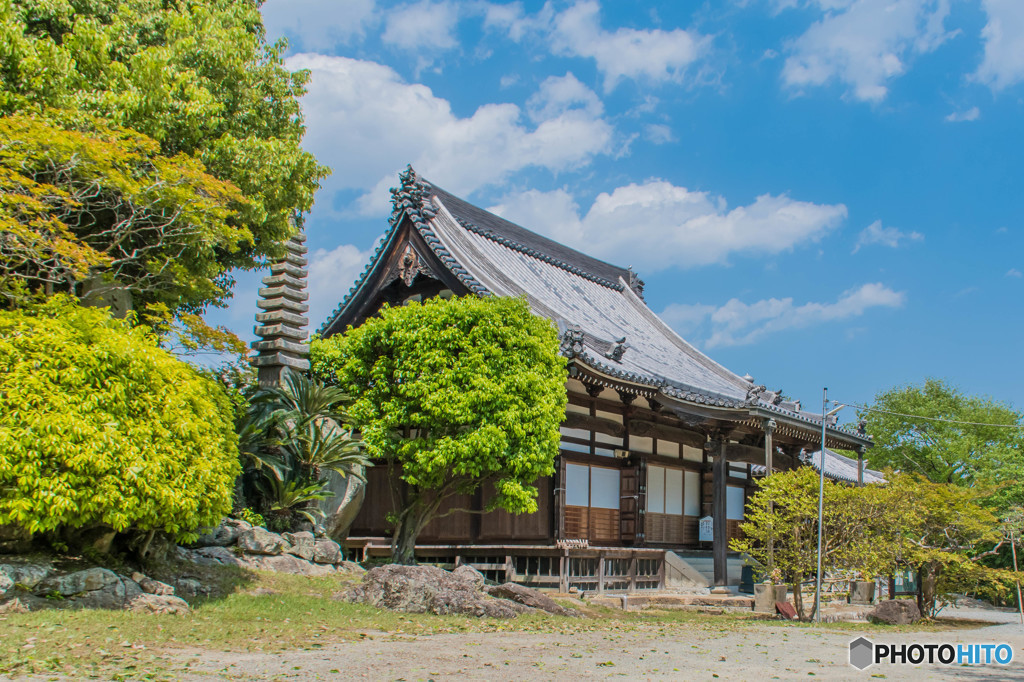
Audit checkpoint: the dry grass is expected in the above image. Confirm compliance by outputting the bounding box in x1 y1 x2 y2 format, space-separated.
0 566 985 679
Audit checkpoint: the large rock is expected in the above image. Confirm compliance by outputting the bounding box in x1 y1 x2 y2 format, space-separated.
35 567 119 597
130 572 175 596
0 562 51 589
247 554 336 576
189 546 248 568
283 532 316 561
126 593 190 615
174 577 207 598
193 518 250 548
312 538 343 564
868 599 922 625
237 527 289 555
315 428 367 543
347 565 528 618
0 571 12 595
486 582 581 617
452 565 486 591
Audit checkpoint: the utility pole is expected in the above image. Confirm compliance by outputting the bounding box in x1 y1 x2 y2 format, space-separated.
814 388 827 624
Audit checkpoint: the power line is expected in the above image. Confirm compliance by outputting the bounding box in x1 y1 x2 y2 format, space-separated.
839 401 1024 429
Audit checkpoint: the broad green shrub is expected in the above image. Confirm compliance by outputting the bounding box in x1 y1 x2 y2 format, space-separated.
0 297 240 541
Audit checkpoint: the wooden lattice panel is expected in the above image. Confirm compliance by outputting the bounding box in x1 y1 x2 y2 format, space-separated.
589 508 620 543
564 505 589 539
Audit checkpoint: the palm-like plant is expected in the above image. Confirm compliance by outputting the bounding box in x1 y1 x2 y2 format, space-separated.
255 473 332 526
239 370 368 530
274 418 369 483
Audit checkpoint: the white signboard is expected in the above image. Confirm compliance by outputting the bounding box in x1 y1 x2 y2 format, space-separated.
699 515 714 542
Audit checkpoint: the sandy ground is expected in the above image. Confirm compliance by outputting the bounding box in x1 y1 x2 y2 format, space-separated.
156 606 1024 681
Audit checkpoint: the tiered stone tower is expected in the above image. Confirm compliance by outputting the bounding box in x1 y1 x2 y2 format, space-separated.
252 231 310 386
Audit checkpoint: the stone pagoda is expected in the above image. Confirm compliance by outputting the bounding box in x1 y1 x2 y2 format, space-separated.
251 231 310 386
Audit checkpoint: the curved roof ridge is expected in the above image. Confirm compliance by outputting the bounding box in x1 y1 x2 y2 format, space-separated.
421 180 637 292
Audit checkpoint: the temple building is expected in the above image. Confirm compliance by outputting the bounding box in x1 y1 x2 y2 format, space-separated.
320 167 872 592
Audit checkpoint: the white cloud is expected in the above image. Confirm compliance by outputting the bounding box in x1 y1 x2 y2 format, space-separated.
482 1 553 42
945 106 981 122
382 1 460 51
661 283 905 348
526 72 603 122
489 181 847 272
974 0 1024 90
853 219 924 253
288 54 614 215
643 123 676 144
1007 268 1023 278
308 243 374 328
550 1 708 92
781 0 955 102
260 0 377 51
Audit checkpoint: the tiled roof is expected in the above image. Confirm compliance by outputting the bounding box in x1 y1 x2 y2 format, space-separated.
806 449 886 484
320 167 870 446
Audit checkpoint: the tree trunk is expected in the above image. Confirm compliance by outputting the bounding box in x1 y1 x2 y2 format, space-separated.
392 511 420 565
919 562 940 617
791 574 806 621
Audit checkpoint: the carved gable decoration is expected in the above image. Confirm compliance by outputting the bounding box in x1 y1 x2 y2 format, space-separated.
387 243 434 288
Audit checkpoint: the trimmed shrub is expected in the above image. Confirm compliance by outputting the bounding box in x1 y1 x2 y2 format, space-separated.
0 297 240 541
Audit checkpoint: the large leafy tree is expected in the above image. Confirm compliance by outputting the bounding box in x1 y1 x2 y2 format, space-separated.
311 295 567 565
861 379 1024 507
0 296 240 552
0 0 327 314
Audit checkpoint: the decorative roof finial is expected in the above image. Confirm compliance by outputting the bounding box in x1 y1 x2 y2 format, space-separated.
559 324 585 358
605 336 628 363
626 265 645 300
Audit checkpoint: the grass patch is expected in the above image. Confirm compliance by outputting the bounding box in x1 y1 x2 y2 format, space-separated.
0 566 990 678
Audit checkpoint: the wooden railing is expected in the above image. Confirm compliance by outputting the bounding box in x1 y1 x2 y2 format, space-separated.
343 539 665 593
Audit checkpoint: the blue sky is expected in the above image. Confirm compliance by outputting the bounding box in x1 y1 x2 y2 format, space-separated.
211 0 1024 414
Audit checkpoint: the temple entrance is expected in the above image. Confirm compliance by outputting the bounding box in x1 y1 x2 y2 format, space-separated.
645 464 701 545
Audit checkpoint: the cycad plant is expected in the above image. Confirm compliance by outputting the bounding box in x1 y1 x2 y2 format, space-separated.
240 371 368 531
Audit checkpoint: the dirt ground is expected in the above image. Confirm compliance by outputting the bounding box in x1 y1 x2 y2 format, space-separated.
151 609 1024 681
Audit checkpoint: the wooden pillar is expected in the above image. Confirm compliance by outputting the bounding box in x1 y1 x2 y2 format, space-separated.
598 550 606 594
764 419 776 574
857 446 866 486
712 436 729 593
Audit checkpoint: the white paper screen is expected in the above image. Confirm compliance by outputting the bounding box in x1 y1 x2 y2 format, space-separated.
590 467 620 509
647 465 665 514
684 471 700 516
665 468 683 515
566 464 590 507
727 485 746 520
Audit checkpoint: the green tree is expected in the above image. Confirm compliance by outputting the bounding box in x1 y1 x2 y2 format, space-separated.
734 468 1012 619
0 296 240 552
732 468 862 620
311 296 567 565
0 0 328 314
862 379 1024 507
885 473 1011 617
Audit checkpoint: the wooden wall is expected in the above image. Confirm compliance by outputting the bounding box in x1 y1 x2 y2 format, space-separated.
348 465 553 543
564 505 619 544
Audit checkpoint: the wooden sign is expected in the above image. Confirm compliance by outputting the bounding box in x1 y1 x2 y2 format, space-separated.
699 516 713 542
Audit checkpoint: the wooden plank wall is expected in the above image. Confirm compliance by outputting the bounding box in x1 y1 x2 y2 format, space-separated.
564 504 619 544
348 465 552 543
